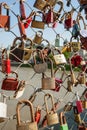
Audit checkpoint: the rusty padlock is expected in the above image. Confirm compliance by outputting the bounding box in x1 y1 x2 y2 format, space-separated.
59 112 69 130
44 93 59 126
2 49 11 74
16 100 38 130
33 31 43 44
42 58 55 90
0 3 10 30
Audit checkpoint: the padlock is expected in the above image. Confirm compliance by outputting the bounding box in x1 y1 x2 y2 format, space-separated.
17 15 26 37
81 100 87 109
76 13 86 30
78 124 87 130
72 20 80 39
31 11 45 29
0 3 10 30
59 112 69 130
67 78 73 92
35 105 41 124
63 102 72 112
70 37 81 52
44 93 59 126
19 0 26 20
76 92 83 113
16 100 38 130
43 5 54 24
42 58 55 90
33 31 43 44
53 0 63 22
33 0 47 10
73 106 82 124
53 48 67 65
2 49 11 74
64 11 73 30
55 34 60 47
78 72 86 84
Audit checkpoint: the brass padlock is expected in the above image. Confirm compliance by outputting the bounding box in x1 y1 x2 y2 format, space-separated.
78 72 86 84
16 100 38 130
42 58 55 90
70 37 81 52
81 100 87 109
73 106 82 124
33 31 43 44
33 0 47 10
44 93 59 126
31 11 45 29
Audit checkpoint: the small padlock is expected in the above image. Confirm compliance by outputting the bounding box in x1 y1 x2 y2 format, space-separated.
33 31 43 44
78 72 86 84
16 100 38 130
44 93 59 126
59 112 69 130
55 34 60 47
76 92 83 113
81 100 87 109
73 106 82 124
35 105 41 124
2 49 11 74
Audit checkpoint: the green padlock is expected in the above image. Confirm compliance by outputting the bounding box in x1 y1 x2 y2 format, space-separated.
59 112 69 130
55 34 60 47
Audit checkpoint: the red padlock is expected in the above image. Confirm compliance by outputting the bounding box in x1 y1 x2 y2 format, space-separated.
35 106 41 124
76 92 83 113
64 12 73 29
2 49 11 74
51 78 62 92
20 0 26 20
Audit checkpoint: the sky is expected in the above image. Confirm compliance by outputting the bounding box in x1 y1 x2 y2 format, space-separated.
0 0 86 48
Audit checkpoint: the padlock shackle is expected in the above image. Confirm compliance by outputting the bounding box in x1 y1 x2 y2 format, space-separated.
59 112 67 125
44 93 55 114
33 11 44 21
16 100 35 125
12 37 24 49
36 30 43 36
55 0 64 14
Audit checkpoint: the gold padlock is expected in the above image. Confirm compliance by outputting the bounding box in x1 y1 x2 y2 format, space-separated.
33 31 43 44
44 93 59 126
16 100 38 130
42 58 55 90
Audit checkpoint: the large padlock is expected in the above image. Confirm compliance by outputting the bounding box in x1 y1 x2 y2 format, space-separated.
53 48 67 65
70 37 81 52
0 3 10 30
1 49 11 74
42 58 55 90
16 100 38 130
43 5 54 24
31 11 45 29
33 31 43 44
33 0 47 10
59 112 69 130
44 93 59 126
73 106 82 124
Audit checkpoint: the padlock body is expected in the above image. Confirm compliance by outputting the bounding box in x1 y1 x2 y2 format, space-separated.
47 113 59 126
2 59 11 73
76 100 83 113
17 122 38 130
42 77 55 90
60 124 69 130
64 18 73 29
